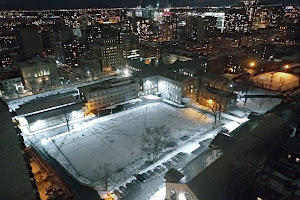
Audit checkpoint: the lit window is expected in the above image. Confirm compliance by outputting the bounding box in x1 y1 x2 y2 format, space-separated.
288 154 292 159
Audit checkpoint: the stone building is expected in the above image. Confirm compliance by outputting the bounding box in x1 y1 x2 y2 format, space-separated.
18 57 59 92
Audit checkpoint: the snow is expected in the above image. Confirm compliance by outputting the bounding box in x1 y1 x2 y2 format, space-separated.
144 95 160 100
40 102 213 190
221 121 240 132
251 72 299 91
148 186 165 200
189 100 248 124
236 97 281 114
163 99 185 108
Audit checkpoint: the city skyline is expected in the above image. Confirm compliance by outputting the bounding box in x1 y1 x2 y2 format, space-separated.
1 0 300 10
0 0 299 200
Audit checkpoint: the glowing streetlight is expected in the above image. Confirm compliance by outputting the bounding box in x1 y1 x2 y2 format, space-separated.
285 64 289 72
124 69 129 76
250 62 255 67
208 99 213 104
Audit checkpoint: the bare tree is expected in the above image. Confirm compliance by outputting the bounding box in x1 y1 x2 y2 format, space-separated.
238 74 256 106
207 99 223 126
93 163 112 191
141 125 175 161
279 77 286 91
63 108 72 132
258 97 269 108
240 84 255 106
269 72 275 90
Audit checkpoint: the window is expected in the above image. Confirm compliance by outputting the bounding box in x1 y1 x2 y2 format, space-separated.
184 192 193 200
170 189 176 200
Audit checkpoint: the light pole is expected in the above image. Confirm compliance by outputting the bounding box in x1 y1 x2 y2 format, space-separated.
285 64 289 72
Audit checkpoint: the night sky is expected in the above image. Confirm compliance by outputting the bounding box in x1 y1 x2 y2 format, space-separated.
0 0 299 10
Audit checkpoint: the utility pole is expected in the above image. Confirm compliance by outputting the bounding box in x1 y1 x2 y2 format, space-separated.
64 108 70 132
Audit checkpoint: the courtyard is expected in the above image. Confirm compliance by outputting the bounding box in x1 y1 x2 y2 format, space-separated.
40 102 213 190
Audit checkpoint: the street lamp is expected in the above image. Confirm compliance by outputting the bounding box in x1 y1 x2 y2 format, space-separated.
285 64 289 72
250 62 255 67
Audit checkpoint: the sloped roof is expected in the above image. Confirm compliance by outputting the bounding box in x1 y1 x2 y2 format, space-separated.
209 133 237 151
187 113 288 200
164 168 184 183
17 96 75 116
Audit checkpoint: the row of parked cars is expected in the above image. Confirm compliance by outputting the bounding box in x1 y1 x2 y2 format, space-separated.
113 152 188 199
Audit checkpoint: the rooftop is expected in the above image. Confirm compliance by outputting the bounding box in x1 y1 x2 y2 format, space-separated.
79 77 137 94
186 113 288 200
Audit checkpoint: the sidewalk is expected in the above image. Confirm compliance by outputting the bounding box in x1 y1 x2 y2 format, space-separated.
189 100 248 124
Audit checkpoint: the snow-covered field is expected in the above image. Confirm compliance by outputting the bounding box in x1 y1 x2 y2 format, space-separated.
40 102 213 190
251 72 299 91
237 97 281 114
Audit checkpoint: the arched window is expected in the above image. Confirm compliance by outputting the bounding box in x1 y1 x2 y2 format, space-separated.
170 189 176 200
183 191 193 200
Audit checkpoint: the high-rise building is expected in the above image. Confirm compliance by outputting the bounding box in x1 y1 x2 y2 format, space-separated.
202 12 226 33
0 99 39 200
89 38 124 72
16 25 43 58
63 39 86 67
196 16 218 41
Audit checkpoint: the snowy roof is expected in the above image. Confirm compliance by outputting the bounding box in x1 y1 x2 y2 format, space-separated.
164 168 184 183
25 102 85 124
79 77 136 94
17 96 76 116
209 133 237 151
186 113 288 200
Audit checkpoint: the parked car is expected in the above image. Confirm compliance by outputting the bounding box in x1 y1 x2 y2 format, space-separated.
248 112 260 120
219 127 229 135
114 190 123 199
135 174 146 183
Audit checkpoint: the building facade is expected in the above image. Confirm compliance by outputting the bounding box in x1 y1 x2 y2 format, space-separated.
16 25 43 58
142 74 198 104
79 77 139 112
197 86 236 113
89 38 124 72
18 57 59 92
0 99 39 200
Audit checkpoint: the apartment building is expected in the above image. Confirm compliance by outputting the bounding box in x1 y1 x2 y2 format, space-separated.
79 77 139 112
142 74 198 104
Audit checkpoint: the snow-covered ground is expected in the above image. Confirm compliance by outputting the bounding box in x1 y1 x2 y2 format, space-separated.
148 186 165 200
251 72 299 91
40 102 213 190
237 97 281 114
